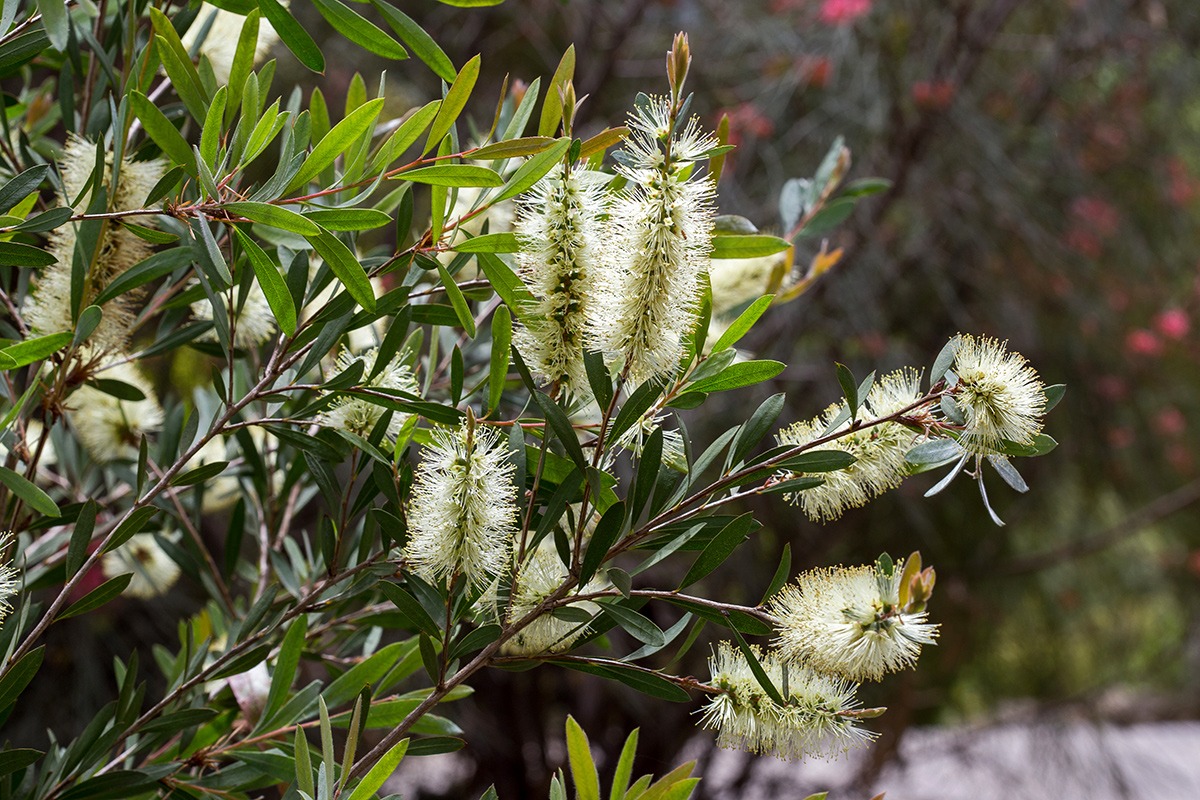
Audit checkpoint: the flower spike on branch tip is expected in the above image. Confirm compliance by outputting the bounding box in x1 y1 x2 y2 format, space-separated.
769 554 939 682
0 532 19 624
590 37 718 384
698 641 878 761
947 334 1045 454
404 410 518 591
513 81 611 399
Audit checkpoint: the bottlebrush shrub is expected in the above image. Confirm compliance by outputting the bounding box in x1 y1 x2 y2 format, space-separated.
0 6 1063 799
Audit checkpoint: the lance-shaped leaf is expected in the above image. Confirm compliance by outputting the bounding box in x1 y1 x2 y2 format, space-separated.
425 54 481 154
289 98 383 190
257 0 324 72
307 230 376 312
311 0 408 59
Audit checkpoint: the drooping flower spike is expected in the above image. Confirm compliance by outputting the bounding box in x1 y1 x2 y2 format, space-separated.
698 641 876 760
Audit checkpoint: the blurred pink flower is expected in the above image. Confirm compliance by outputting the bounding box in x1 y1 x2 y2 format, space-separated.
1125 328 1162 357
1107 427 1135 448
1154 308 1189 340
820 0 873 25
1155 406 1186 436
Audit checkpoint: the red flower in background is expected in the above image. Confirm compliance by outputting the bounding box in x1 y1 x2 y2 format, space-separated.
1064 195 1120 257
1125 328 1162 357
1154 308 1189 340
820 0 873 26
912 80 957 111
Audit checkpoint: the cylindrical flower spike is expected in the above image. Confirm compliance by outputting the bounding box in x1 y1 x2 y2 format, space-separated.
315 346 420 441
698 641 876 761
24 136 165 353
513 163 610 398
102 533 181 599
500 541 609 656
404 414 518 590
0 532 19 624
949 334 1045 453
591 95 717 384
776 368 925 522
66 359 165 463
769 560 939 682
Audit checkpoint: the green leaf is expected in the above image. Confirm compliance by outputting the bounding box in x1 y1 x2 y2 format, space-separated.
171 460 229 487
304 208 392 231
796 197 856 239
492 137 572 203
688 360 785 393
0 165 48 215
425 54 481 154
200 86 227 170
710 295 772 353
597 601 664 647
0 466 59 516
930 338 957 386
129 91 196 171
709 234 791 259
346 738 409 800
0 647 43 710
0 749 42 777
579 501 625 586
435 262 476 336
379 581 441 637
290 99 383 190
66 501 97 579
1042 384 1066 413
119 221 178 244
155 35 209 124
488 304 511 415
226 10 262 124
0 332 73 369
565 716 600 800
231 227 296 336
225 202 320 236
368 100 440 174
0 242 56 267
13 207 73 233
835 362 858 416
539 45 575 137
841 177 892 197
59 574 133 619
778 450 856 473
93 248 190 306
678 513 752 589
760 543 792 604
308 230 376 312
905 438 961 466
471 136 557 159
407 737 465 756
295 728 315 797
311 0 408 59
369 0 454 81
263 614 307 723
139 708 219 734
257 0 324 72
728 626 784 705
450 232 519 252
37 0 68 49
58 771 156 800
476 252 536 310
533 392 587 472
400 164 503 187
103 507 160 552
552 659 689 703
610 729 638 800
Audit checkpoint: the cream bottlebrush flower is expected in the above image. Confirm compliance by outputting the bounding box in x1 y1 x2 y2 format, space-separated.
776 371 925 522
769 561 939 682
501 542 608 656
611 408 686 472
698 641 875 761
0 532 19 623
102 534 181 599
315 347 420 441
191 278 278 348
24 136 165 353
404 420 518 590
66 359 165 463
182 3 279 85
591 96 717 384
513 164 610 397
949 334 1045 453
